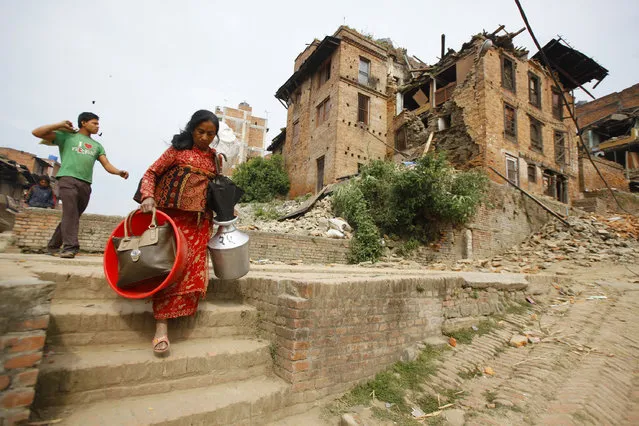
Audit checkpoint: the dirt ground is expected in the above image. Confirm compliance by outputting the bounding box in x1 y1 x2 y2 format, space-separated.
273 260 639 425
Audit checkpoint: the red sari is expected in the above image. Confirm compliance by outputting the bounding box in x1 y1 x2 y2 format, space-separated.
140 146 216 319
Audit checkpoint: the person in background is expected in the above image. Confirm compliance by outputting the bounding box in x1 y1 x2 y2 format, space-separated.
138 109 220 356
25 175 56 208
32 112 129 258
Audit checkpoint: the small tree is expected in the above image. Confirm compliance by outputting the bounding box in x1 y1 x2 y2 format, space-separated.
333 154 489 263
232 155 290 202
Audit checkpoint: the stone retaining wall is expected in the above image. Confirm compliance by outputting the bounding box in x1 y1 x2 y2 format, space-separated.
11 209 351 265
0 276 55 425
10 182 572 265
12 208 122 253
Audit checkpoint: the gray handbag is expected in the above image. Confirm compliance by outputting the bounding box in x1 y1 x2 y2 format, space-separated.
112 208 176 289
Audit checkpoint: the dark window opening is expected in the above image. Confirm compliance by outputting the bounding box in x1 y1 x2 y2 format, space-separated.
504 104 517 140
316 156 325 193
528 73 541 108
502 57 516 92
552 89 563 120
402 82 431 111
529 117 543 152
357 163 364 173
318 60 331 87
358 93 370 125
543 171 568 203
527 164 537 183
434 64 457 106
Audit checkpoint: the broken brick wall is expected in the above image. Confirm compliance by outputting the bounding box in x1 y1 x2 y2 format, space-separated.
412 181 574 264
576 83 639 129
0 277 55 426
430 52 485 169
579 155 629 192
581 189 639 215
431 100 481 167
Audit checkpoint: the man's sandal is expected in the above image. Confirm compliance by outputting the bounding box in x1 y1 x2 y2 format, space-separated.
152 336 170 356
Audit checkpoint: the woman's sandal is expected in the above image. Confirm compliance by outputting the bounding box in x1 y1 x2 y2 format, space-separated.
152 336 170 356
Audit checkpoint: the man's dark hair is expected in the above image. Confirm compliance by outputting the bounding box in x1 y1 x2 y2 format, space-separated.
171 109 219 150
78 112 99 129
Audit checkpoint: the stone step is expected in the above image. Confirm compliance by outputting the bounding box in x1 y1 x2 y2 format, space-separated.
34 263 247 301
37 376 290 425
47 300 258 347
36 337 273 407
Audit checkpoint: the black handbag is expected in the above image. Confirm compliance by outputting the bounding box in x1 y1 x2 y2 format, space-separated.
206 154 244 221
111 208 176 289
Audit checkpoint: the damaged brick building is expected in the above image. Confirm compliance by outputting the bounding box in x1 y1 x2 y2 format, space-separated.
576 83 639 192
274 26 416 196
275 26 607 203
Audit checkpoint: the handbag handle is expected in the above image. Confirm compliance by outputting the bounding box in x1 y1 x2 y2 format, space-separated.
124 207 157 239
213 152 226 176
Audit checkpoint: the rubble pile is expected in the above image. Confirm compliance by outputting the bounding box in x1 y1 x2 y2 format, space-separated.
451 214 639 274
236 197 353 239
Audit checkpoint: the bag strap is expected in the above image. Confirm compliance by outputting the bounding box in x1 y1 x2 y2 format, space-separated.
124 207 157 238
214 152 222 176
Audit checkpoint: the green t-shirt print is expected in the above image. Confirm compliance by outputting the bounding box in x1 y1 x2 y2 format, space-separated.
53 131 105 184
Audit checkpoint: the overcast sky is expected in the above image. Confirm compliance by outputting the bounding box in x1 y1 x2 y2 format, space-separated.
1 0 637 215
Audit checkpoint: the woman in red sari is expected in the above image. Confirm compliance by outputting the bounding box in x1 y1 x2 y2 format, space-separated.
139 110 219 355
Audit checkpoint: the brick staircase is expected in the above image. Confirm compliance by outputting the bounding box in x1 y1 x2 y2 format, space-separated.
31 270 291 425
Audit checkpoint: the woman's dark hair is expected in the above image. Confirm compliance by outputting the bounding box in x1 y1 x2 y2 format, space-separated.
78 112 99 128
171 110 219 150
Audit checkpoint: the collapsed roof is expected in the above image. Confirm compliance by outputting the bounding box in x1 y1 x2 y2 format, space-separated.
532 38 608 91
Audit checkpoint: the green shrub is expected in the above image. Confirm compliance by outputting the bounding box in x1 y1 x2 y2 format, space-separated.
332 183 383 263
253 205 280 220
232 155 290 202
333 154 489 263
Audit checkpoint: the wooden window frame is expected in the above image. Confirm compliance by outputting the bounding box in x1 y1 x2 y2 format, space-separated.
504 103 517 141
529 116 543 153
506 155 519 185
554 130 567 165
527 164 537 183
528 73 541 108
358 57 371 85
552 89 563 120
501 56 516 93
316 97 331 126
358 93 370 125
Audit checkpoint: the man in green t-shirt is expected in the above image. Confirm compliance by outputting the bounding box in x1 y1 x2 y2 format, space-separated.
32 112 129 258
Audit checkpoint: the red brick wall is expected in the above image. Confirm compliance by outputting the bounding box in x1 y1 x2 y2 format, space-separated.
579 155 629 192
576 83 639 129
219 270 532 404
0 278 55 425
12 208 123 253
